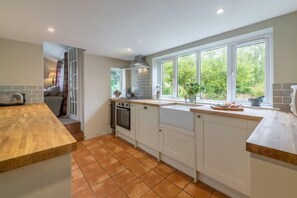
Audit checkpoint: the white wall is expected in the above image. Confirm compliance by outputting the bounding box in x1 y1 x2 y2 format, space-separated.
0 38 43 85
147 11 297 84
83 53 128 139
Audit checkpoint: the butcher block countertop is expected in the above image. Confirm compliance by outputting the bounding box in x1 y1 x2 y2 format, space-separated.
190 105 297 165
0 103 77 173
110 98 176 106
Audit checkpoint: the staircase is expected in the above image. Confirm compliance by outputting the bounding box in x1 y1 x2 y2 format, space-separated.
60 118 85 141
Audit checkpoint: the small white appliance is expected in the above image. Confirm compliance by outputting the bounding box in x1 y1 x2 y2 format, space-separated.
290 85 297 116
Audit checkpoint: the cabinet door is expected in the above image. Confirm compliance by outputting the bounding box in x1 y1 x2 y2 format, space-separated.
162 127 194 167
196 114 253 195
136 105 159 148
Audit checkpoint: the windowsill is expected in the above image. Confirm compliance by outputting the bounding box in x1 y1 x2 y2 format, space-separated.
158 98 277 110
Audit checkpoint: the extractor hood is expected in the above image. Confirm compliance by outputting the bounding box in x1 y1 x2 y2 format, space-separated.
121 55 150 70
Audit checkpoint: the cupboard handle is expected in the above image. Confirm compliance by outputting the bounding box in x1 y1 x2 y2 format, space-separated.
144 106 147 109
197 115 201 118
159 129 162 132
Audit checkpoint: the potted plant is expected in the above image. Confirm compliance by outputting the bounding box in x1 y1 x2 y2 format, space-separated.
184 82 204 103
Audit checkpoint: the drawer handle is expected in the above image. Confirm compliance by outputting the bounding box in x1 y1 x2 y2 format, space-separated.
159 129 162 132
197 115 201 118
144 106 147 109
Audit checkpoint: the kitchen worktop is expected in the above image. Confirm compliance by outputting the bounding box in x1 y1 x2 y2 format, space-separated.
110 98 177 106
0 103 77 172
190 105 297 166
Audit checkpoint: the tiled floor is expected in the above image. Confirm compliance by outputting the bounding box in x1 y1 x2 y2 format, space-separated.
72 134 230 198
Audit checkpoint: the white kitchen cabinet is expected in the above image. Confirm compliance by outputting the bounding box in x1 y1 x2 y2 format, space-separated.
159 123 194 168
196 113 259 196
136 104 159 149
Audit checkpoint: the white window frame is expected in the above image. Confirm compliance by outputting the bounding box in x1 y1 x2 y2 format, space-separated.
154 28 273 105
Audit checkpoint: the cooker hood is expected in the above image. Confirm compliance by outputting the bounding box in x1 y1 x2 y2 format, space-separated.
121 55 150 70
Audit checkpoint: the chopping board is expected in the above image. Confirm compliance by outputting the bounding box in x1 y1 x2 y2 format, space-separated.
211 105 244 111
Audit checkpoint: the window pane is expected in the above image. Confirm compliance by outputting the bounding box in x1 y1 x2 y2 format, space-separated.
236 42 265 99
110 69 122 96
177 54 197 98
200 47 227 100
162 60 174 96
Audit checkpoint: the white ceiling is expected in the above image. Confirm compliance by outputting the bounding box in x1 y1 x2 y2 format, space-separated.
0 0 297 61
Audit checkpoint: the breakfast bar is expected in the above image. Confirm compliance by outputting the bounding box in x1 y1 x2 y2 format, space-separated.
0 103 77 198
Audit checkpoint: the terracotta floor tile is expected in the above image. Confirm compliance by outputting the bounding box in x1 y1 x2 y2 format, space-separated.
122 178 150 198
75 155 97 168
121 155 140 168
210 190 230 198
128 162 151 177
96 153 119 167
104 162 127 176
106 146 124 154
133 151 150 161
73 187 95 198
72 162 79 171
139 170 164 188
92 178 119 197
72 149 89 159
72 177 90 195
153 163 175 177
152 179 182 197
86 143 104 151
142 157 159 169
113 150 131 161
176 190 194 198
126 147 139 155
72 168 84 181
184 182 214 198
105 189 128 198
80 162 104 176
85 169 110 187
167 171 192 189
140 190 160 198
112 169 137 187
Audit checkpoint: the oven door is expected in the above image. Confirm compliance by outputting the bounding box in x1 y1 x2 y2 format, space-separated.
116 107 130 130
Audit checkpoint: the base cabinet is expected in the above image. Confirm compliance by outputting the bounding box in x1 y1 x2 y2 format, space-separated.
136 104 159 149
159 124 194 168
196 113 259 196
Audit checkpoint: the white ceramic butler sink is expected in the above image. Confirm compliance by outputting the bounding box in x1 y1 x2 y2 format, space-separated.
160 105 194 130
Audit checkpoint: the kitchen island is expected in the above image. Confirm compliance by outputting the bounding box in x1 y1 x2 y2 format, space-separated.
0 103 77 198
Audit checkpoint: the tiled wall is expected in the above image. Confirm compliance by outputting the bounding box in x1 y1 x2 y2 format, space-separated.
0 85 43 104
132 68 152 98
273 83 297 111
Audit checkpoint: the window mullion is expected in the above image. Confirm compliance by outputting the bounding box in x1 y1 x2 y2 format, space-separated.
229 44 237 101
197 51 201 98
173 58 178 98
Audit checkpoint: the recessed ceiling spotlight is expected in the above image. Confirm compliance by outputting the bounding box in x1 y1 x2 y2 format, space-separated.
216 8 224 14
47 27 55 32
127 48 131 51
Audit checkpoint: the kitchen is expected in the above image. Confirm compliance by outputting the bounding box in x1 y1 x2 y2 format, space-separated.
1 1 297 198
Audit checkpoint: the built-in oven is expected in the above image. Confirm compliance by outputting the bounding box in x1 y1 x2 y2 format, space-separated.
116 102 130 130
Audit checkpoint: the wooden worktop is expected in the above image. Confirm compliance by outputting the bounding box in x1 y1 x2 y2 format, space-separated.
0 103 77 173
110 98 176 106
190 105 297 165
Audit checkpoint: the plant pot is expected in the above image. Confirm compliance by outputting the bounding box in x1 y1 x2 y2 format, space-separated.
248 98 263 107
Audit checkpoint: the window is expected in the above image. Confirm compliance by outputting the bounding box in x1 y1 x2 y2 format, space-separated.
234 40 266 100
177 54 197 98
156 31 272 104
161 60 174 96
110 68 122 96
200 47 227 100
